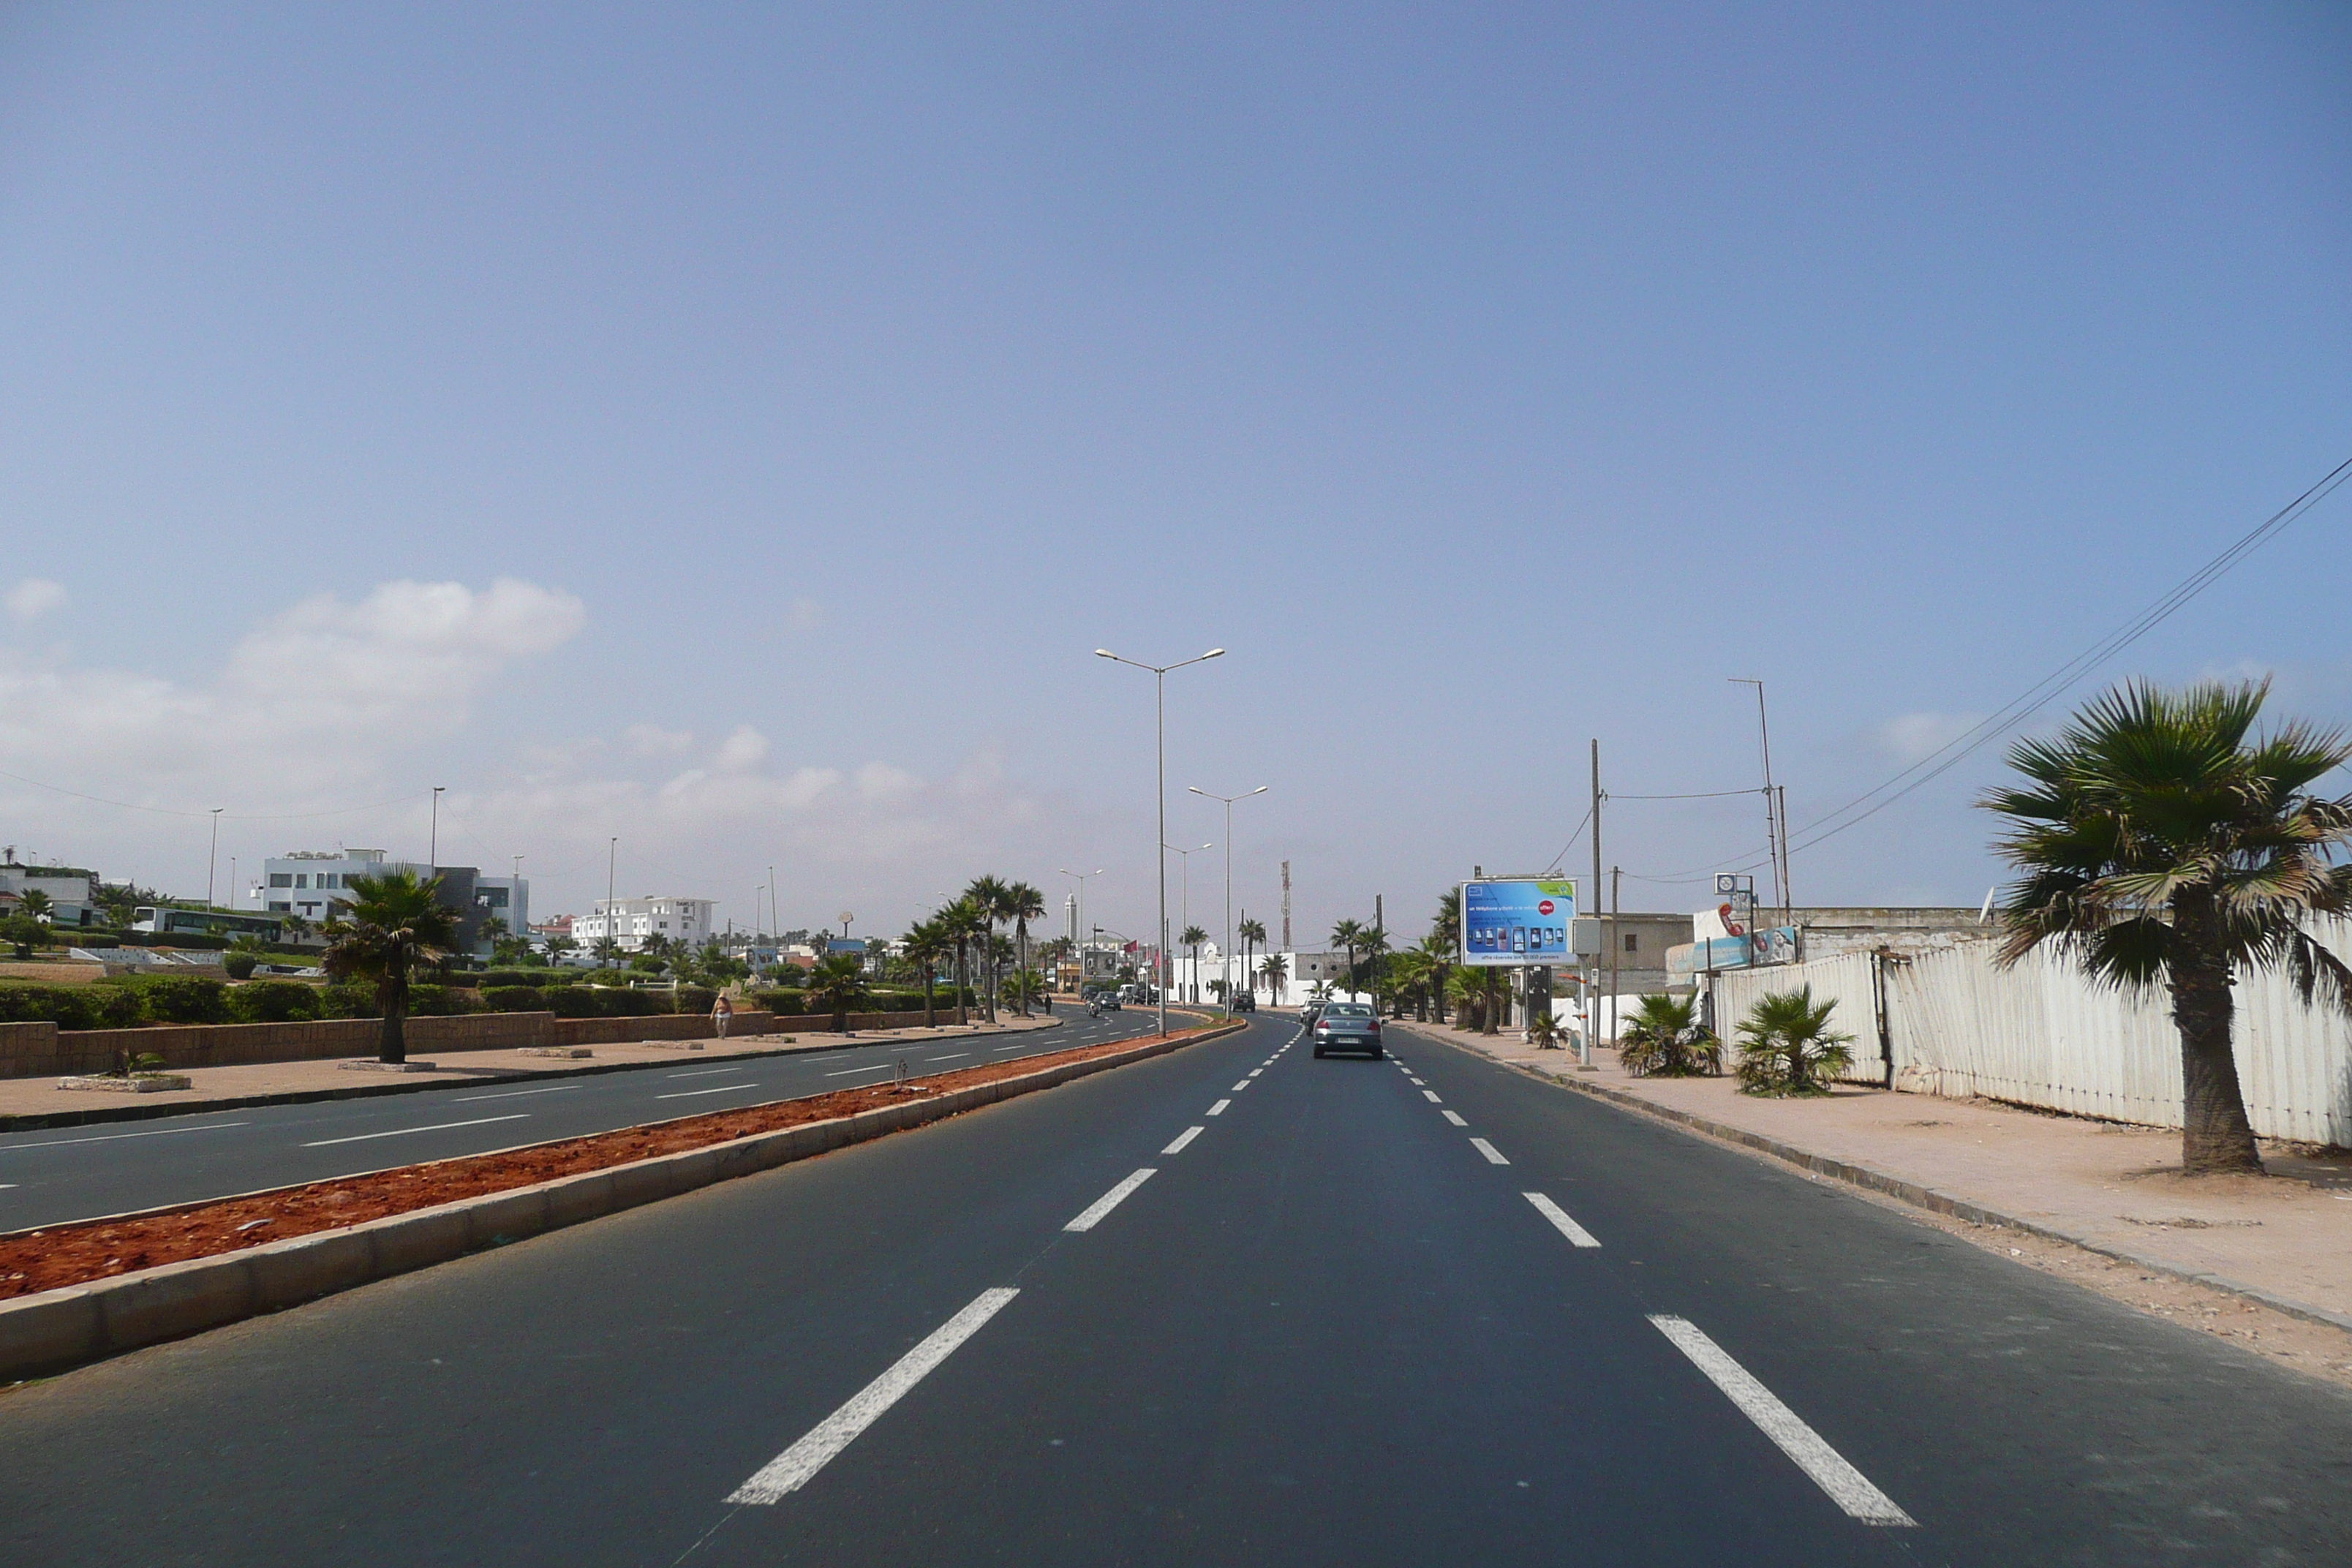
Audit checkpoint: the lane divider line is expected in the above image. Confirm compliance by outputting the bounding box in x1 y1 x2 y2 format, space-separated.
1248 1069 1263 1078
1065 1168 1158 1232
1523 1191 1601 1247
1230 1080 1251 1093
1646 1316 1916 1526
1422 1090 1443 1104
1441 1109 1468 1127
1 1120 252 1153
1206 1098 1232 1117
825 1063 895 1077
1469 1137 1509 1165
301 1114 528 1149
655 1082 764 1101
727 1287 1021 1506
1161 1126 1205 1156
453 1084 585 1103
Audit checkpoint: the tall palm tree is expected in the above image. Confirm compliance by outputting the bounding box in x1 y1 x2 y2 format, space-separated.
902 916 948 1028
1358 924 1392 1013
1329 919 1365 1003
1180 924 1207 1003
1257 951 1288 1006
941 897 985 1027
1237 918 1267 1000
1005 881 1047 1016
963 875 1010 1019
19 889 53 921
1414 932 1455 1024
322 870 459 1064
1983 678 2352 1174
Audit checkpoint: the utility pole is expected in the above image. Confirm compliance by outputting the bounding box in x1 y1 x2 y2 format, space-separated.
207 808 223 911
1778 783 1794 924
1590 739 1602 1063
606 837 618 968
1097 646 1225 1039
1281 860 1292 951
429 785 445 870
1610 865 1622 1041
1374 893 1384 1014
1730 679 1782 919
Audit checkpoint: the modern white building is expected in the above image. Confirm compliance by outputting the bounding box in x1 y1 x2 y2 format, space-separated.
256 849 527 955
0 853 99 926
575 896 717 953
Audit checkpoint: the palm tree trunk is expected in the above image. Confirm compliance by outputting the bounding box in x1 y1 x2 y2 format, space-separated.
380 1001 407 1064
923 965 937 1029
1482 970 1499 1036
2170 905 2263 1174
955 942 969 1027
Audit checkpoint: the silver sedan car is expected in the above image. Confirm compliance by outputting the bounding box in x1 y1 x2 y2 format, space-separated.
1311 1002 1384 1058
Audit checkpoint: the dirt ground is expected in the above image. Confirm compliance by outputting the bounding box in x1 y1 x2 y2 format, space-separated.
0 1026 1210 1300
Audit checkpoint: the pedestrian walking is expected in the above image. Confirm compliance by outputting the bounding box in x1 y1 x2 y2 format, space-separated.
712 992 734 1039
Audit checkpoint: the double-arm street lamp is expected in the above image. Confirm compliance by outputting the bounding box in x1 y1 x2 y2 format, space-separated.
1162 842 1211 1000
1188 784 1267 1009
1096 646 1224 1038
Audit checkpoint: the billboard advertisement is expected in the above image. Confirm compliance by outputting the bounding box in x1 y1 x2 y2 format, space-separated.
1460 878 1577 967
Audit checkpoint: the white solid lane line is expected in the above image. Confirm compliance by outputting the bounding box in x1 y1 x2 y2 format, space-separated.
925 1052 970 1062
1441 1109 1469 1127
826 1063 894 1077
1648 1316 1915 1526
454 1083 585 1104
1206 1098 1232 1116
1230 1080 1251 1093
1064 1168 1157 1232
2 1120 252 1153
301 1114 529 1149
1422 1090 1443 1104
1469 1137 1509 1165
656 1082 763 1101
666 1065 747 1079
728 1287 1020 1506
1523 1191 1601 1247
1161 1126 1205 1155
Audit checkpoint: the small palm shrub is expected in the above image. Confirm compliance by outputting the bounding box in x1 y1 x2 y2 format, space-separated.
1733 985 1853 1096
1616 994 1722 1077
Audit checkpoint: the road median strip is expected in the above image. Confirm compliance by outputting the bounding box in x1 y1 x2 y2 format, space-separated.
0 1018 1243 1382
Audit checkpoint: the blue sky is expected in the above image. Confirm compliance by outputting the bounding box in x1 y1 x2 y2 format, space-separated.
2 1 2347 945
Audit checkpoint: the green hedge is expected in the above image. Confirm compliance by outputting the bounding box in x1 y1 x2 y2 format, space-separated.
0 984 146 1030
227 979 323 1024
469 968 580 990
481 985 547 1013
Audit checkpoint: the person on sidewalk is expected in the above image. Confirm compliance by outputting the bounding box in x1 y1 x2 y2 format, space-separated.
712 992 734 1040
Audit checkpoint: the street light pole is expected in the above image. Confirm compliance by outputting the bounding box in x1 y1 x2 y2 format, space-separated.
1096 646 1225 1039
1058 867 1102 992
1162 842 1210 1001
1730 678 1782 921
207 808 223 911
1188 784 1266 1010
606 837 619 969
429 785 446 871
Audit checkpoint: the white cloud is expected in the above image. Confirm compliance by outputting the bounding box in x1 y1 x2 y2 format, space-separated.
1875 711 1986 766
625 723 695 755
715 725 771 771
856 761 922 802
5 578 67 619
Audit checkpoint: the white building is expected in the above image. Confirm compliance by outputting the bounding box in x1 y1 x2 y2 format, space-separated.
0 853 99 927
575 896 717 953
257 849 527 955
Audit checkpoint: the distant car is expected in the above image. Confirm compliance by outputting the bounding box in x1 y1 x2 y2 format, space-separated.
1311 1001 1383 1058
1228 991 1256 1013
1089 995 1121 1014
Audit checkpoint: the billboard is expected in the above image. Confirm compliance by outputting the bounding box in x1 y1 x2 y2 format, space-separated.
1460 878 1577 967
1665 924 1802 977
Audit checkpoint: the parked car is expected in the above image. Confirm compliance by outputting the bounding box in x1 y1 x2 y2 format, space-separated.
1311 1001 1383 1058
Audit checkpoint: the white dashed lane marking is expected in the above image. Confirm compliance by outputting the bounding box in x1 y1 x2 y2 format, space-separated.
728 1288 1020 1505
1469 1137 1509 1165
1161 1126 1205 1155
1523 1191 1601 1247
301 1114 529 1149
1648 1316 1915 1526
1422 1090 1443 1104
1441 1109 1468 1127
1206 1098 1232 1116
1065 1168 1158 1232
655 1082 762 1101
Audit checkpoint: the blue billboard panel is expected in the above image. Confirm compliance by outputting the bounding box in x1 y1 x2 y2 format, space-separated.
1460 879 1576 967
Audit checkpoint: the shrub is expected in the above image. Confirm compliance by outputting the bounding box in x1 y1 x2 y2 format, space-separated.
750 987 807 1014
546 986 607 1018
478 968 576 990
321 983 381 1019
122 976 231 1025
407 984 485 1017
223 952 258 980
481 985 548 1013
1733 985 1853 1096
671 985 716 1016
606 987 663 1017
0 983 132 1030
229 980 324 1024
1616 995 1722 1077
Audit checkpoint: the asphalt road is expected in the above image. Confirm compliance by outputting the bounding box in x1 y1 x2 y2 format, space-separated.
0 1009 1158 1230
2 1014 2346 1565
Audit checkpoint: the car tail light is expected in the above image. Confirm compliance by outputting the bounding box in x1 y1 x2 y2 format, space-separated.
1366 1018 1381 1032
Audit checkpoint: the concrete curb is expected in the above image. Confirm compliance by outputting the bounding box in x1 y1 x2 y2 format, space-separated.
0 1018 1066 1134
1397 1022 2352 1340
0 1019 1245 1382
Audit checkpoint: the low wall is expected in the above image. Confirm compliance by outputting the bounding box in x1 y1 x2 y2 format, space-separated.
6 1010 783 1079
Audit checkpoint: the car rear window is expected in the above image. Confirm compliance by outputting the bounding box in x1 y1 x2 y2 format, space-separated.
1328 1004 1372 1017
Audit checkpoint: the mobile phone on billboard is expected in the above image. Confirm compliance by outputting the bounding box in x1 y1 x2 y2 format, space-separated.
1513 927 1526 952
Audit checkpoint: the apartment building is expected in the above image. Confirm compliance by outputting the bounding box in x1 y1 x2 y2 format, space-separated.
573 896 717 953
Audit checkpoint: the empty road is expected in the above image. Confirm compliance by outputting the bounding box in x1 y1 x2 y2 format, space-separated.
1 1014 2345 1565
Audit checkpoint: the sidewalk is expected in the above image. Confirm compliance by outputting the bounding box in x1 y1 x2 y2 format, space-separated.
0 1013 1061 1131
1393 1018 2352 1376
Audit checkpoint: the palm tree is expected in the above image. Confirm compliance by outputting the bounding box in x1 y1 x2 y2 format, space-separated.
1005 881 1047 1016
941 897 985 1026
1414 932 1454 1023
1617 994 1721 1077
1179 924 1207 1004
322 870 459 1064
903 916 948 1028
806 953 870 1033
963 875 1009 1019
18 889 53 921
1002 968 1047 1011
1734 986 1852 1096
1330 919 1365 1003
1237 918 1267 1000
1445 966 1487 1031
1983 678 2352 1174
1257 951 1288 1004
1358 924 1392 1013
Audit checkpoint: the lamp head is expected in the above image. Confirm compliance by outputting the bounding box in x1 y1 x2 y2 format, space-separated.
1094 649 1116 660
1202 648 1225 660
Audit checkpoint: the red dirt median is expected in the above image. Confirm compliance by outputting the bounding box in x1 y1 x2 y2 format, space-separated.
0 1026 1218 1300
